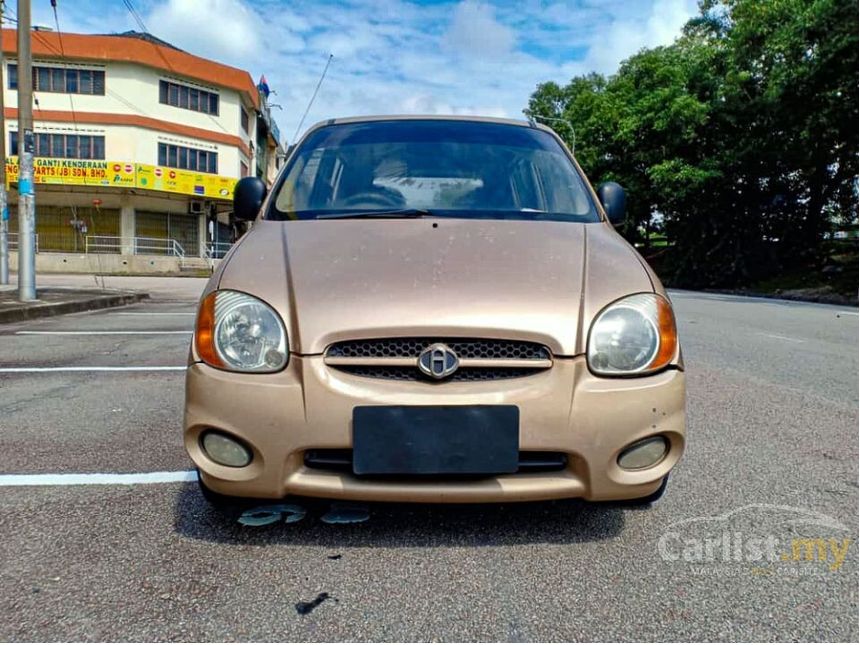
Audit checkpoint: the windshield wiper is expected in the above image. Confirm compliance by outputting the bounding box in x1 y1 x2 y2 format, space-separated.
315 208 433 220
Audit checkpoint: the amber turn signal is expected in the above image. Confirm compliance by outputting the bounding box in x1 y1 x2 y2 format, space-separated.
648 295 678 372
195 291 224 368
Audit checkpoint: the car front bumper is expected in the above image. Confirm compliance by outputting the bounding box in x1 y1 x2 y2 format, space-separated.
184 356 685 503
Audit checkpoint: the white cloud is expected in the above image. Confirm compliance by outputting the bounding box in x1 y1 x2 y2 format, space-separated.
147 0 303 65
443 1 515 58
400 93 508 118
50 0 699 144
579 0 697 74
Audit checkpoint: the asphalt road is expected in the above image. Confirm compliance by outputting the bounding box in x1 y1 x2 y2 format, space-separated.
0 282 857 642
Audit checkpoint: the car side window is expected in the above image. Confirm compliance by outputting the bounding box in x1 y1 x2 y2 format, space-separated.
276 149 323 215
535 157 591 214
309 152 341 208
510 159 544 212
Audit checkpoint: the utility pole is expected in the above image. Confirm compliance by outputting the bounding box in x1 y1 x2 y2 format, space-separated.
0 2 9 286
17 0 35 300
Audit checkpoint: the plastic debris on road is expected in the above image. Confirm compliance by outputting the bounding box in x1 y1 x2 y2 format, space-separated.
238 503 307 526
320 501 370 524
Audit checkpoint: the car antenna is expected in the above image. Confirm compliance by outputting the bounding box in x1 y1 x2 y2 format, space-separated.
291 54 334 145
528 114 576 154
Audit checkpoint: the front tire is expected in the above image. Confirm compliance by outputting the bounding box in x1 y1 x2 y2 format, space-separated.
626 475 669 506
196 470 242 512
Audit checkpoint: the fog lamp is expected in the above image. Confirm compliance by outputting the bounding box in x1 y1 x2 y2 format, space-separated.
201 431 252 468
617 436 668 470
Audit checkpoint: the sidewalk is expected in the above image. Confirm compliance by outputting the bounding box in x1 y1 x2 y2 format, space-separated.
0 284 149 324
0 273 212 323
2 273 209 301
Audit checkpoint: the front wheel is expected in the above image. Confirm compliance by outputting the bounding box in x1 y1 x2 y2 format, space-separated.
626 475 669 506
196 470 242 512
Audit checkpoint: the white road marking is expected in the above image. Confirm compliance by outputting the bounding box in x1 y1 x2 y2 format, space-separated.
15 330 191 335
0 470 198 487
0 366 186 373
757 332 805 343
110 312 195 316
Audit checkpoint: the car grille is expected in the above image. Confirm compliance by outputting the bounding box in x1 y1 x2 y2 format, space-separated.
304 449 568 474
332 365 541 382
324 337 552 382
327 338 550 360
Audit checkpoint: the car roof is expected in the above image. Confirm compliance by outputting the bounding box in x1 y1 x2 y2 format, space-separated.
303 114 556 136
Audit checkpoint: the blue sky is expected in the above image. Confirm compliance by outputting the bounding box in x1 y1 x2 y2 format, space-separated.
25 0 698 144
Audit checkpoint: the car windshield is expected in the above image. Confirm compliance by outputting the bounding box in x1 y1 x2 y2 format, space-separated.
269 120 600 222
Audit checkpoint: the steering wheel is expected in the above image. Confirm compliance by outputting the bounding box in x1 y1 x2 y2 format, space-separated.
339 191 404 210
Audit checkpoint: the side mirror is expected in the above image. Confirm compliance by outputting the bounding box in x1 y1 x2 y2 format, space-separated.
233 176 268 222
597 181 626 226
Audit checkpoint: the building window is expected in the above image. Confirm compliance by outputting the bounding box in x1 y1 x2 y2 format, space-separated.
157 142 217 174
7 64 105 94
159 80 219 115
10 132 105 159
240 109 249 134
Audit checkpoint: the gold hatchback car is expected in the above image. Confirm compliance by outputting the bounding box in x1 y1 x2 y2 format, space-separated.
184 116 685 508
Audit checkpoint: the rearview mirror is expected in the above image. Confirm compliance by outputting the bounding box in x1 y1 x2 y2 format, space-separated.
233 177 268 222
597 182 626 226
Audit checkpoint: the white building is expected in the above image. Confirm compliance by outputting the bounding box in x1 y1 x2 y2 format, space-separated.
2 29 283 273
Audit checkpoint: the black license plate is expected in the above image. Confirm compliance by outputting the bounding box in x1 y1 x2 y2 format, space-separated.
352 405 519 475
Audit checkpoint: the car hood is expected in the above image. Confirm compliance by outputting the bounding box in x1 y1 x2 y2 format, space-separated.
215 218 654 356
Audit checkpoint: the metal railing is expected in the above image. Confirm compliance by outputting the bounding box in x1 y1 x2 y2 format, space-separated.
5 233 40 252
85 236 187 257
5 233 230 260
204 241 233 260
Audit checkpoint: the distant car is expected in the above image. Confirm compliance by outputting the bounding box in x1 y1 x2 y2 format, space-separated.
184 116 685 508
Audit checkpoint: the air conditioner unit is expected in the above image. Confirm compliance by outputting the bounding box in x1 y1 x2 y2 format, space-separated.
188 200 205 215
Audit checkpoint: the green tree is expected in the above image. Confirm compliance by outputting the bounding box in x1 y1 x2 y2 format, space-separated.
526 0 858 289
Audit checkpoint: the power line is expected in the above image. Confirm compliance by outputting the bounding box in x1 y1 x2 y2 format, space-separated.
27 3 244 159
292 54 333 144
41 1 104 280
50 0 86 190
50 0 81 139
118 0 231 136
120 0 146 31
28 28 144 117
0 0 9 285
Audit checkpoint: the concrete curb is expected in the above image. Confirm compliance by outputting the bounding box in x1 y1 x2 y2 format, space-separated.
0 291 150 324
701 288 858 307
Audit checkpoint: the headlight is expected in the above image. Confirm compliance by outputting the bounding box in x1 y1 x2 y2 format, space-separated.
587 293 677 376
195 290 288 372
